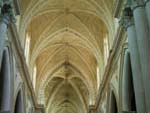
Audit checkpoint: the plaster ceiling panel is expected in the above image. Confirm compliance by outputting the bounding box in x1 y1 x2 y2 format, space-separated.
46 80 86 113
30 11 104 44
35 46 60 69
29 12 105 63
36 45 96 83
36 49 67 77
28 12 61 52
94 0 114 11
44 77 64 104
35 0 98 16
20 0 31 13
71 12 107 48
71 77 90 105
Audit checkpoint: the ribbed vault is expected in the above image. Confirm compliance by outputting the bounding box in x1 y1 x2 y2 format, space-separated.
19 0 114 113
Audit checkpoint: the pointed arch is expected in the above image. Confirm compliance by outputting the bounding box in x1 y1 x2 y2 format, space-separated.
14 84 25 113
121 50 136 112
14 91 23 113
109 91 118 113
0 47 11 112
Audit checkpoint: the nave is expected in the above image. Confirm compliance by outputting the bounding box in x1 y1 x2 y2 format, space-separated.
0 0 150 113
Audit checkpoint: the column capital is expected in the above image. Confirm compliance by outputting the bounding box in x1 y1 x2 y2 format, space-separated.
119 7 134 29
124 0 145 10
145 0 150 4
0 1 16 24
131 0 145 10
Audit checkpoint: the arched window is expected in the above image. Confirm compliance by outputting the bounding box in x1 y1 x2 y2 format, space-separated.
89 98 93 105
114 18 119 34
32 65 37 90
97 66 100 89
14 91 24 113
15 15 21 32
89 93 94 105
24 33 30 65
103 34 109 65
0 48 11 111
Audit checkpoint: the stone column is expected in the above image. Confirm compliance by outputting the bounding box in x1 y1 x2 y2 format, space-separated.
0 2 14 69
122 51 132 112
120 6 146 113
145 0 150 30
131 0 150 112
0 48 11 112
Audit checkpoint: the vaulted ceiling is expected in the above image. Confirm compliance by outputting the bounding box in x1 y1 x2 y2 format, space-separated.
19 0 114 113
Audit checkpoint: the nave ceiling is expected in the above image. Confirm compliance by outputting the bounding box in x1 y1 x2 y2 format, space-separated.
18 0 115 113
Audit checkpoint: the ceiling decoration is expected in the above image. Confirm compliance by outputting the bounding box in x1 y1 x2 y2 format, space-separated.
19 0 114 113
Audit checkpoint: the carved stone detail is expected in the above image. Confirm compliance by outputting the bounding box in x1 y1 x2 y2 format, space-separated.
119 7 134 29
0 2 16 23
